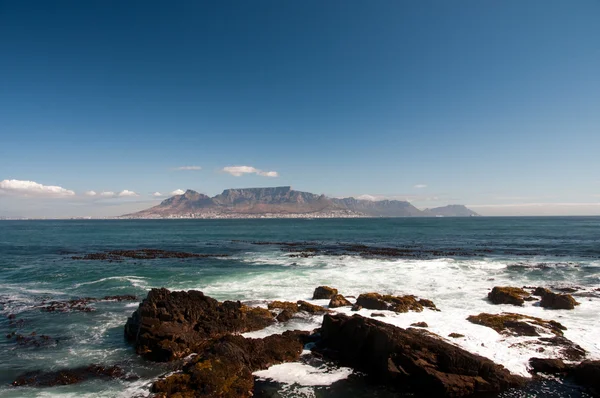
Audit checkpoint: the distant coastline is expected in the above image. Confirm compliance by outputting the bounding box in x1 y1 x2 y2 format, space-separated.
121 186 480 219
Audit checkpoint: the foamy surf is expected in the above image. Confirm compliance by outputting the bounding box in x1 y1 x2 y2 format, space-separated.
203 252 600 380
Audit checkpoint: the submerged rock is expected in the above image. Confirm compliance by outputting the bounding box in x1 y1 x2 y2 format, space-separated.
124 288 275 361
488 286 530 306
328 294 352 308
448 333 465 338
317 313 524 396
152 331 307 398
12 365 126 387
466 312 566 337
410 321 428 328
312 286 338 300
355 292 437 313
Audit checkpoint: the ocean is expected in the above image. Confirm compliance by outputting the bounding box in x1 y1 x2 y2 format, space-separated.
0 217 599 397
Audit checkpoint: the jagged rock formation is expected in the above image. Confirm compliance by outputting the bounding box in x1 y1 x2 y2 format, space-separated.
124 288 275 361
122 186 479 218
317 313 524 396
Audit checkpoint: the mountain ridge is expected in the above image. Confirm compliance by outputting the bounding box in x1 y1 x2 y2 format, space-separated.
123 186 479 218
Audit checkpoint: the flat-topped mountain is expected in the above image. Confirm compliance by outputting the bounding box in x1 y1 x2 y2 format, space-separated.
123 186 479 219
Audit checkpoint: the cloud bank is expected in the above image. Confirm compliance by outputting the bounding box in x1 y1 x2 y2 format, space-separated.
222 166 279 177
0 179 75 197
171 189 185 195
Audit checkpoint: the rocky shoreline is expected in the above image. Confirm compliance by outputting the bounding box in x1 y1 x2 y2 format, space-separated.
9 286 600 397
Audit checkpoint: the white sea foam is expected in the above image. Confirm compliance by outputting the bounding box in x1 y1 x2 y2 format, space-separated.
254 362 354 386
72 275 148 289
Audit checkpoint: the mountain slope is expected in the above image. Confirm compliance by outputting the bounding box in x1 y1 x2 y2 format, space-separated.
331 197 422 217
422 205 480 217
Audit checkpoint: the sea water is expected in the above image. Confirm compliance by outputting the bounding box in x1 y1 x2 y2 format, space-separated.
0 217 599 397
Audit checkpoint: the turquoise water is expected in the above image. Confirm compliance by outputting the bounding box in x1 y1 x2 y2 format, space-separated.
1 218 599 397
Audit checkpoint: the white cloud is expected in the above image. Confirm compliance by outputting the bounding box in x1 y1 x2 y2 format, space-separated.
0 179 75 197
222 166 278 177
173 166 202 171
118 190 138 197
171 189 185 195
257 170 279 177
84 190 97 196
414 184 427 189
152 192 163 197
99 191 116 197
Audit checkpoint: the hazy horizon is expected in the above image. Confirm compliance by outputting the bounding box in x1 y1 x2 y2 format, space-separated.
1 1 599 218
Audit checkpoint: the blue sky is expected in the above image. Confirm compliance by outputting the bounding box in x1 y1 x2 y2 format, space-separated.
1 1 599 217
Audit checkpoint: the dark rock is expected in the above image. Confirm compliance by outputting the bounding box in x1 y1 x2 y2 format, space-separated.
351 304 362 311
102 295 137 301
317 314 524 396
537 336 586 361
532 287 579 309
448 333 465 338
529 358 569 374
12 365 125 387
410 322 428 328
371 313 386 317
355 293 436 313
72 249 229 261
572 360 600 394
124 288 275 361
297 300 330 314
328 294 352 308
532 287 552 297
488 286 530 306
152 331 306 397
276 309 294 323
540 292 579 310
267 301 299 313
467 313 566 337
312 286 338 300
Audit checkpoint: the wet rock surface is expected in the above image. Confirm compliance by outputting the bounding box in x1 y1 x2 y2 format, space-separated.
533 288 580 310
467 312 566 337
71 249 229 261
124 288 275 361
355 292 438 313
297 300 331 314
328 294 352 308
312 286 338 300
12 365 127 387
152 331 307 398
488 286 530 306
316 313 525 397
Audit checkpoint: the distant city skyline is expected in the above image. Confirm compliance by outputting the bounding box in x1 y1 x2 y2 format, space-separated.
1 1 599 217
